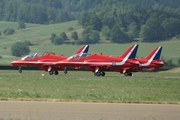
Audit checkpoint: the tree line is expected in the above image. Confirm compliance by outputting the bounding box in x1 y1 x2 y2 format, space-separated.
0 0 180 24
78 2 180 43
0 0 74 24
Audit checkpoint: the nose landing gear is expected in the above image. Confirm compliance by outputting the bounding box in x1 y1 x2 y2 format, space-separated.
19 66 22 73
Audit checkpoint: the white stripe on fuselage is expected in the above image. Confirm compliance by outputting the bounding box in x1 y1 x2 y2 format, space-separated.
19 61 56 65
57 45 137 66
141 47 161 66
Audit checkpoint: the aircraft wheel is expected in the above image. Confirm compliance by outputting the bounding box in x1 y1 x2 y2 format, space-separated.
124 72 128 76
54 71 59 75
101 72 105 76
128 72 133 76
19 69 22 73
96 72 101 76
49 70 54 75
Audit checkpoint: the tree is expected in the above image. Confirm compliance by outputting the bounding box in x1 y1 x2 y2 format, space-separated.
89 30 100 43
11 42 30 57
140 18 166 42
24 40 33 46
50 33 57 43
3 28 15 36
79 11 90 28
79 12 102 31
18 20 26 30
53 37 64 45
178 58 180 66
71 31 78 40
60 32 68 40
89 13 102 31
110 25 129 43
162 17 180 38
82 27 100 44
101 26 111 40
127 21 139 39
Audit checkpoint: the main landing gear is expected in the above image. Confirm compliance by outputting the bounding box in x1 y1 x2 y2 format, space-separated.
49 70 59 75
124 72 133 76
94 71 105 77
48 69 68 75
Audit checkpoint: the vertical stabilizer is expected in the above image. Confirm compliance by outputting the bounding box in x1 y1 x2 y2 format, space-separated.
145 46 162 60
75 45 89 54
119 44 138 59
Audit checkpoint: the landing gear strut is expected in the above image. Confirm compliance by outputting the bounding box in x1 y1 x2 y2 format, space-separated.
64 67 68 74
19 66 22 73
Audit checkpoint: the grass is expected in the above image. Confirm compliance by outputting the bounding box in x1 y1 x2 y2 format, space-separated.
0 70 179 104
0 20 180 65
0 20 82 59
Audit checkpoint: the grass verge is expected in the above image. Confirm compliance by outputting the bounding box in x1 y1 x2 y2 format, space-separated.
0 70 179 104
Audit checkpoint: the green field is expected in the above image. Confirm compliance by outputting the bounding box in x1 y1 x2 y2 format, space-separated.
0 20 180 65
0 70 180 104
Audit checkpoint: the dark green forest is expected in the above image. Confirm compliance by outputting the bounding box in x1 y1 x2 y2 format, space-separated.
78 2 180 43
1 0 180 24
1 0 180 43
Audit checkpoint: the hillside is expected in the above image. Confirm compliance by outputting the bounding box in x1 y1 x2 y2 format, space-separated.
0 21 180 65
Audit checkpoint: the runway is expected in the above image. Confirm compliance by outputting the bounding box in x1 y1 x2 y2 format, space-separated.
0 101 179 120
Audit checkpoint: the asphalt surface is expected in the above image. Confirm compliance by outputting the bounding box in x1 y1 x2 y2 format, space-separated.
0 101 179 120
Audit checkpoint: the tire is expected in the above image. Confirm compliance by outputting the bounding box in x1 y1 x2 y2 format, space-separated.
19 69 22 73
54 71 59 75
101 72 105 76
128 72 133 76
124 72 128 76
96 72 101 76
49 70 54 75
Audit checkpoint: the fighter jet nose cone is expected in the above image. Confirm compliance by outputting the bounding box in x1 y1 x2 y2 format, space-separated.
11 60 20 66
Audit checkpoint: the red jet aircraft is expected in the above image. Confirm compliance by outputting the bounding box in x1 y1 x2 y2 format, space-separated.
125 46 164 76
53 44 139 76
11 45 89 75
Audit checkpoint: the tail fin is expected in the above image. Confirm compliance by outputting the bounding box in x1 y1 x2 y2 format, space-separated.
75 45 89 54
145 46 162 60
119 44 138 59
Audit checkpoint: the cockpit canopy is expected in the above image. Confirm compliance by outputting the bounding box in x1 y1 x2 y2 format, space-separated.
67 53 91 60
21 52 45 60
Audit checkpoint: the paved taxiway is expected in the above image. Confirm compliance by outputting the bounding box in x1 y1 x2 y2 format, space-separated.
0 101 179 120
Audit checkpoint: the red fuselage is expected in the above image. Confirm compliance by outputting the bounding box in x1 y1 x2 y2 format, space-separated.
11 53 68 69
126 58 164 72
55 53 140 73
